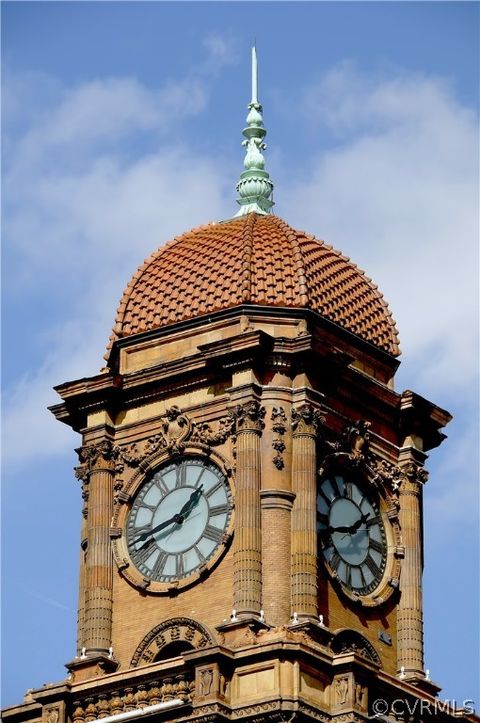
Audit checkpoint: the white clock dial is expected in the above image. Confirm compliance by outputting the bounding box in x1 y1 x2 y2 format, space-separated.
126 457 231 582
317 474 387 595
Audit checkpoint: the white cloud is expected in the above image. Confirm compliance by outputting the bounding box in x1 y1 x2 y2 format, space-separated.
281 63 478 405
2 54 235 469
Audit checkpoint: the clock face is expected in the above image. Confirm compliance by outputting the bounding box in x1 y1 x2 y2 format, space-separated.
317 474 387 596
126 457 231 583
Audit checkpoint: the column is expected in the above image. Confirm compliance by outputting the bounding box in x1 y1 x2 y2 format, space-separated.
81 439 115 655
290 403 323 621
232 400 265 617
397 452 427 677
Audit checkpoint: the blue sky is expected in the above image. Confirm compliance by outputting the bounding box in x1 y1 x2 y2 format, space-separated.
2 0 479 710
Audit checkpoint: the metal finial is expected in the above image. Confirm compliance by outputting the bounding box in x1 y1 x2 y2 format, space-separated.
234 46 274 217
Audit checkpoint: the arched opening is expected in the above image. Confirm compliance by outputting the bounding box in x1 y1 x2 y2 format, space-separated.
154 640 195 662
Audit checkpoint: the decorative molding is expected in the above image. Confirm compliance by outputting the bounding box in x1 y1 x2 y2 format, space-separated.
271 407 287 469
70 674 193 722
331 630 382 666
130 617 215 667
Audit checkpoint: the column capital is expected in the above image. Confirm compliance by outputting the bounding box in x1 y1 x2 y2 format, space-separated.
231 399 266 433
78 440 115 471
291 403 325 437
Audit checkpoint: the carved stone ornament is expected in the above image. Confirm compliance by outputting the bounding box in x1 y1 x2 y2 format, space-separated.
341 419 371 462
231 400 266 432
130 617 214 667
331 630 382 666
70 675 193 722
271 407 287 469
111 407 235 471
335 676 349 705
77 440 114 469
291 404 324 436
44 708 60 723
403 461 429 485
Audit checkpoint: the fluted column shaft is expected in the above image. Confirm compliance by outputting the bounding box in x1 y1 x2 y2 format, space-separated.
291 405 322 620
397 461 426 676
82 441 115 654
233 401 265 616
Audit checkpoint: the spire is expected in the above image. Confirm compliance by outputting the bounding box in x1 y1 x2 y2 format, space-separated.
234 46 274 217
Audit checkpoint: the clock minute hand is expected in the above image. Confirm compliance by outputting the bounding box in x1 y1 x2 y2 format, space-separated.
328 523 356 534
134 513 182 545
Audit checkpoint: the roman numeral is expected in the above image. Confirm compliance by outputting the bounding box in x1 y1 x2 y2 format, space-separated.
345 564 352 587
175 554 185 577
344 482 353 500
193 465 207 488
366 515 381 527
369 538 384 553
330 476 341 499
209 503 229 516
156 476 170 496
175 464 187 488
330 551 341 571
203 524 223 543
318 488 331 507
317 513 329 527
133 539 156 565
205 480 223 498
194 545 206 564
364 554 381 578
151 550 168 577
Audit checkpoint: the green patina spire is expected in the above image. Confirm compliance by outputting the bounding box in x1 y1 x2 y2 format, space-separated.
234 46 274 217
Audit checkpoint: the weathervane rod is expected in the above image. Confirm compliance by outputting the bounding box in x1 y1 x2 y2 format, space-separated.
251 45 258 104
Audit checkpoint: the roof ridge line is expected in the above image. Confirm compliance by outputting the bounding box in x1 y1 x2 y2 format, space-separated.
275 216 309 307
240 213 256 302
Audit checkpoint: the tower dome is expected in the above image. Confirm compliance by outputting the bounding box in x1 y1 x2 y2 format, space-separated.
108 212 399 358
107 48 399 361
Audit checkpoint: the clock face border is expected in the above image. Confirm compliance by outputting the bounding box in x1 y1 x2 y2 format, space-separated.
317 466 401 608
112 447 235 594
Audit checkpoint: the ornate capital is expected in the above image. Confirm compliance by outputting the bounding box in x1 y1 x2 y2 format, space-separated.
232 400 266 433
399 461 428 495
78 440 114 470
291 404 324 437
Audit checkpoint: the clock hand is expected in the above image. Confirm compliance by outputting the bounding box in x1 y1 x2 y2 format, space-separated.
178 485 204 519
134 486 205 546
134 512 184 544
351 511 370 532
328 523 355 534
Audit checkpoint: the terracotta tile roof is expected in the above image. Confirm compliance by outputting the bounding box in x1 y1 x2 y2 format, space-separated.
108 213 400 357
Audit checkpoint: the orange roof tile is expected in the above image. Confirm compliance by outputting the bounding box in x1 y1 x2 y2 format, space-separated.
109 213 400 357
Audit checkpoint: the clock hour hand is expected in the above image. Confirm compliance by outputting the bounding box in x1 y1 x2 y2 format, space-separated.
134 486 205 546
178 485 204 518
351 511 370 532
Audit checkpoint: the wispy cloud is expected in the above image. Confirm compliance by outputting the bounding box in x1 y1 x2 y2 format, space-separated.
2 52 234 469
281 62 478 405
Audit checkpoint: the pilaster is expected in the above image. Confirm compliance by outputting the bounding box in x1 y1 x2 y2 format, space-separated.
397 447 428 679
290 399 324 621
231 399 265 617
80 436 116 656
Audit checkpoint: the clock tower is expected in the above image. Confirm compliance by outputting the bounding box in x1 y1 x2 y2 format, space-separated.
3 49 477 723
